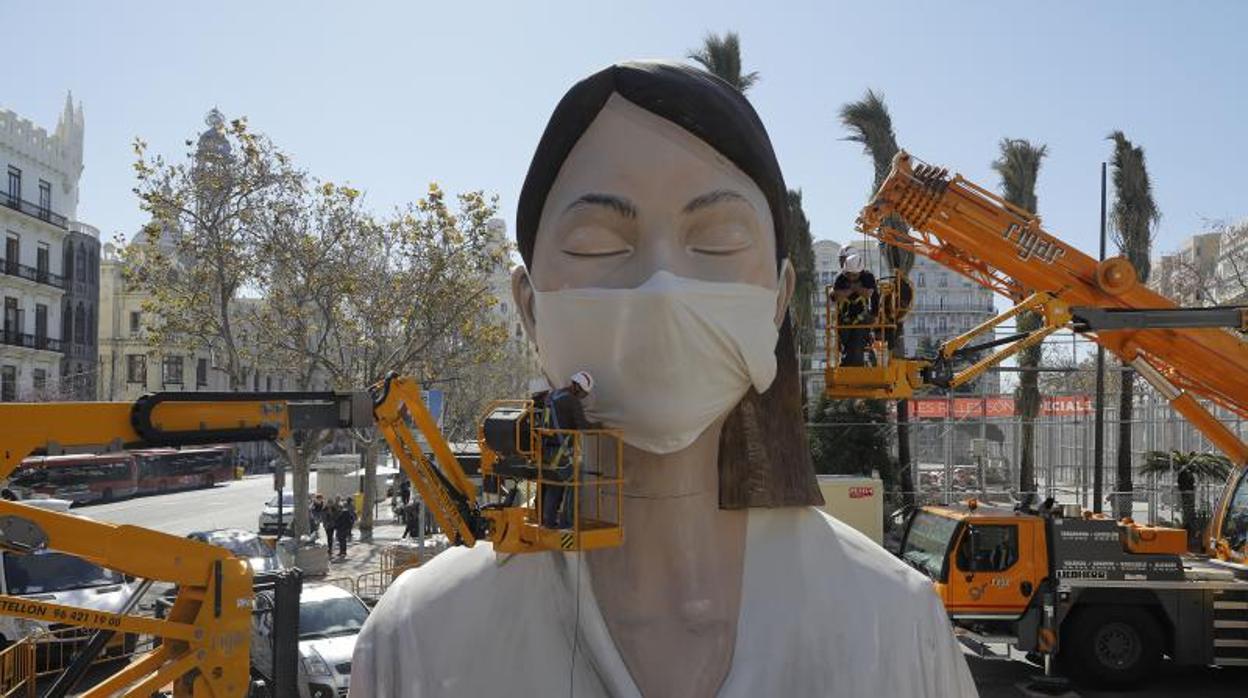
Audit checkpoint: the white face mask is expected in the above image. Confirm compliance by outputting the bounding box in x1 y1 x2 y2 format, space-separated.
530 268 784 454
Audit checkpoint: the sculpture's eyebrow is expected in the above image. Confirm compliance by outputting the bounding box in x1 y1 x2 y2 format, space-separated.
683 189 752 214
564 193 637 219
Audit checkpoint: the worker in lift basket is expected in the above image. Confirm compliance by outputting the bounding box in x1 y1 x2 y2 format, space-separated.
832 251 879 366
540 370 594 529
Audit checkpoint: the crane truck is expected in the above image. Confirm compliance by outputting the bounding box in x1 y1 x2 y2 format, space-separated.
827 151 1248 686
0 373 621 696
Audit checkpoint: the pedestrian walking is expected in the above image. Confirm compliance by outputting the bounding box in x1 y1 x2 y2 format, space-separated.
323 497 338 551
310 494 327 543
333 496 357 559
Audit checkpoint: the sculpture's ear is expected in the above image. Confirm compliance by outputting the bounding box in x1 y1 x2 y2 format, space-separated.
512 265 537 344
774 258 795 328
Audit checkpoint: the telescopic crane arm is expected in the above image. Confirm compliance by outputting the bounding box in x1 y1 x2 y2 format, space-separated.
850 150 1248 559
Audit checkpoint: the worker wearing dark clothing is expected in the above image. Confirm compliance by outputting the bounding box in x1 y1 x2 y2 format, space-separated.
541 371 594 529
333 497 356 559
402 501 421 539
310 494 327 543
832 253 879 367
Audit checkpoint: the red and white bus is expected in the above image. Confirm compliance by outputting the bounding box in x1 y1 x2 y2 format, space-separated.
131 447 236 494
9 453 138 504
10 446 236 505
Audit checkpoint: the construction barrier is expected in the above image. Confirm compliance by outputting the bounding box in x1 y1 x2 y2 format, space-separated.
0 638 34 698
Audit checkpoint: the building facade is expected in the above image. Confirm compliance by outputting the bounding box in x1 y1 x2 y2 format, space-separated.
61 221 100 399
1150 232 1222 305
0 96 86 401
1213 220 1248 305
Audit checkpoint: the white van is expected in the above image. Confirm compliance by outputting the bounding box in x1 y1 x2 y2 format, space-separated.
0 499 135 647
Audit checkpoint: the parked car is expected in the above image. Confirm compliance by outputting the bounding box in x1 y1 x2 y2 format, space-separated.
0 499 135 658
251 583 370 698
258 491 298 535
187 529 285 573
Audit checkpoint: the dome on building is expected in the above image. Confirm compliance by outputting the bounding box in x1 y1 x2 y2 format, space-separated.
196 108 231 160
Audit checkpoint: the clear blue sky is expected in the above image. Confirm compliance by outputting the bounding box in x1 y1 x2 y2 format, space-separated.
4 1 1245 261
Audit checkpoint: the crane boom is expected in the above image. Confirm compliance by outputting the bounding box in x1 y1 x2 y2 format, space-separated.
852 150 1248 560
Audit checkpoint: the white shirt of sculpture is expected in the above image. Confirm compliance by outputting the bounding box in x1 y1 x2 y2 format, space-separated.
350 506 979 697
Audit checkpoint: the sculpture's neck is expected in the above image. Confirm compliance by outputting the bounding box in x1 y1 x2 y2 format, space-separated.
585 418 747 696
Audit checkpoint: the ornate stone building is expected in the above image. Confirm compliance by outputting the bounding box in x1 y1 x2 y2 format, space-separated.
0 94 93 401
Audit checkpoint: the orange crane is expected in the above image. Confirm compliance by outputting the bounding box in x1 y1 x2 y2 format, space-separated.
834 151 1248 684
829 150 1248 562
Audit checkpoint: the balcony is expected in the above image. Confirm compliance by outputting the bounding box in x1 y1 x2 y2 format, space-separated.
0 329 64 353
1 194 68 230
0 258 65 290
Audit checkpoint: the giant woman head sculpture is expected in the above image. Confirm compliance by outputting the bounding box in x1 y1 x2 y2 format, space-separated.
512 61 822 508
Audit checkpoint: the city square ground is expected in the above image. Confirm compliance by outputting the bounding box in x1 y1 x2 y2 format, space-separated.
78 475 1246 697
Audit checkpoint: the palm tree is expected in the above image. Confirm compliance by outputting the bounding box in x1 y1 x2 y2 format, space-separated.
1108 131 1160 519
688 31 759 92
991 138 1048 496
839 89 916 504
1141 450 1231 546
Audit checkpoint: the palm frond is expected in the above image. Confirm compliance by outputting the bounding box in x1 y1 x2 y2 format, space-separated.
838 89 899 193
839 89 912 272
991 138 1048 214
1107 131 1159 283
688 31 758 92
1141 450 1233 481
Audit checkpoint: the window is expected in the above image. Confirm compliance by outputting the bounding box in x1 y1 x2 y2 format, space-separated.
63 244 73 281
76 243 86 281
938 275 948 288
6 166 20 203
3 297 19 336
253 371 260 391
266 376 272 391
196 358 208 387
129 311 141 335
36 243 49 281
955 524 1019 572
5 233 18 273
126 355 147 385
32 369 46 393
63 301 73 344
917 273 925 287
1221 473 1248 553
34 304 47 346
38 180 51 217
162 356 184 385
75 302 86 344
0 365 15 402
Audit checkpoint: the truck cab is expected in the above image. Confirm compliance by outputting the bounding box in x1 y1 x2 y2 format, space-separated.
899 502 1048 619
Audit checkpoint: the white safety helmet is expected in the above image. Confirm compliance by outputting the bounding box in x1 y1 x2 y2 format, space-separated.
843 254 865 274
570 371 594 394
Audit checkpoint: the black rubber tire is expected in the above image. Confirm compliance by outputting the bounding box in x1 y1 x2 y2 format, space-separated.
1061 606 1162 687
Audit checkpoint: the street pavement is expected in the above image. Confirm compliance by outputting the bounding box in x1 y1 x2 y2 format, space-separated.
967 653 1247 697
80 473 283 535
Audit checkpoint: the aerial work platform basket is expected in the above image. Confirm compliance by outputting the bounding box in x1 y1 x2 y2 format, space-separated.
823 272 925 399
479 400 624 553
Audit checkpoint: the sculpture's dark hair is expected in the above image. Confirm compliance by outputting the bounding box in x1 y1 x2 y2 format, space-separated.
516 60 822 509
